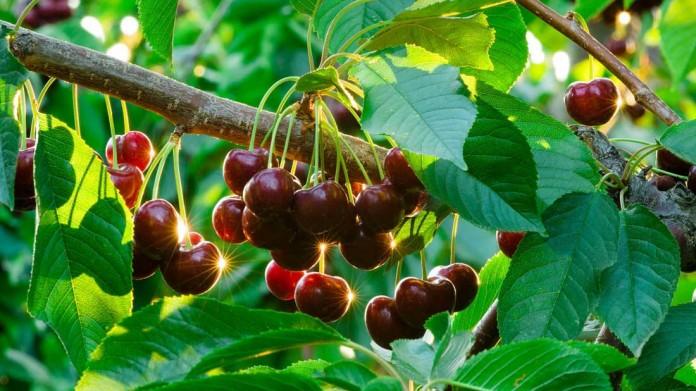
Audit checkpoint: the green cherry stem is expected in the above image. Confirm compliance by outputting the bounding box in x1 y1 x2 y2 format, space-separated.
320 0 374 64
316 98 344 180
134 142 173 211
172 138 191 249
420 250 427 280
121 100 130 133
450 214 460 265
267 105 297 168
608 137 653 146
305 15 316 71
152 143 173 200
72 84 81 137
104 95 118 167
313 102 322 186
12 0 39 34
280 113 296 167
249 76 298 150
394 256 403 287
650 167 689 180
36 77 57 108
260 86 297 148
23 81 39 140
339 135 372 185
18 87 27 149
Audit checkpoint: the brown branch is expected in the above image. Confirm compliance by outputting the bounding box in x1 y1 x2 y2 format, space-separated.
2 21 386 183
467 300 500 358
516 0 682 126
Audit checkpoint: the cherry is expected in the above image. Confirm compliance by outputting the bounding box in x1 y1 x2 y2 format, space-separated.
294 272 352 323
606 38 632 57
351 182 365 196
564 78 619 126
624 102 646 121
293 180 354 237
496 231 526 258
385 148 423 192
106 131 154 172
667 223 696 273
394 277 456 328
36 0 72 22
241 208 296 249
24 10 45 27
429 263 479 311
270 233 320 271
107 164 143 209
689 167 696 193
283 160 309 184
212 196 246 244
365 296 425 349
132 245 159 280
326 97 360 134
340 226 392 270
649 175 677 191
265 260 305 301
223 148 275 195
134 199 180 261
14 139 36 211
243 168 300 217
355 183 405 233
657 150 692 176
187 231 204 245
162 241 223 295
402 190 427 217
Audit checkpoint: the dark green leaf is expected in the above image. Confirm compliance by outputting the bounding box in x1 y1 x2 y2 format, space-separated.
575 0 614 19
499 192 620 342
296 68 340 92
659 0 696 82
157 372 322 391
659 120 696 166
30 115 132 371
291 0 319 15
0 26 29 87
392 204 450 254
363 377 402 391
390 339 434 384
320 361 376 390
597 205 681 355
137 0 177 61
396 0 510 18
431 328 472 380
567 341 636 373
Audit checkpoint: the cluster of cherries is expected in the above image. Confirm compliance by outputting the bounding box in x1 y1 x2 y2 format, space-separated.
20 0 72 28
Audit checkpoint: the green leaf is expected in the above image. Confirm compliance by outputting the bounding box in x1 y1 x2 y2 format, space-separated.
453 252 510 331
391 339 434 384
475 82 599 208
314 0 414 53
136 0 178 62
659 0 696 82
392 203 450 254
352 46 476 169
575 0 614 19
597 205 681 356
455 339 611 390
659 120 696 165
296 68 341 92
626 303 696 389
320 361 376 391
566 341 636 373
77 297 344 390
461 3 528 92
363 377 402 391
675 363 696 386
397 0 510 18
291 0 319 15
431 328 472 380
366 14 494 69
624 0 638 7
30 115 132 372
0 26 29 88
498 192 620 342
156 372 322 391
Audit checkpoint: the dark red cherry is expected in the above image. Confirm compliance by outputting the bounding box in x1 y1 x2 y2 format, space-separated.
132 245 159 280
496 231 526 258
134 199 180 261
270 233 320 271
24 10 45 28
223 148 275 195
106 131 154 172
340 226 392 270
689 167 696 193
429 263 479 311
667 223 696 273
355 183 405 233
657 149 692 176
241 208 296 249
564 78 619 126
326 97 360 134
293 180 354 237
402 190 427 217
243 168 300 217
394 277 456 328
187 231 204 245
108 164 143 209
606 38 632 57
36 0 72 22
265 260 305 301
294 272 352 323
283 160 309 184
649 175 677 191
161 241 223 295
385 148 423 192
365 296 425 349
14 140 36 211
212 196 246 243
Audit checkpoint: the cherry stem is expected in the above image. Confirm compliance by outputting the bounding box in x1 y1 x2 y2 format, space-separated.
121 100 130 133
318 248 326 274
249 76 298 150
316 98 345 180
290 160 298 176
333 20 390 59
651 167 689 181
72 84 81 137
280 113 296 167
322 52 364 68
312 103 322 186
260 87 297 148
569 13 594 79
619 187 627 210
394 257 402 287
608 137 653 146
18 86 27 150
420 250 427 280
172 138 191 249
36 77 56 108
304 138 316 188
267 105 297 168
152 143 172 200
305 14 316 71
339 136 372 185
595 171 623 190
12 0 39 34
320 0 374 64
450 214 459 265
104 95 118 167
622 145 662 182
23 81 39 140
134 142 173 210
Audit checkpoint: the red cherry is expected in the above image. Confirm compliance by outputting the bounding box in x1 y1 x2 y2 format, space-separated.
283 160 309 185
689 167 696 193
241 208 296 249
355 183 405 233
657 150 692 176
394 277 456 328
649 175 677 191
564 78 619 126
496 231 526 258
132 245 159 280
402 190 427 217
243 168 300 217
108 164 143 209
212 196 246 243
223 148 275 195
365 296 425 349
326 97 361 134
14 140 36 211
385 148 423 192
270 233 320 271
340 226 392 270
265 260 305 301
36 0 72 22
161 241 223 295
294 272 352 323
24 10 45 27
134 199 180 262
187 231 204 245
106 131 154 172
292 180 354 237
429 263 479 311
667 223 696 273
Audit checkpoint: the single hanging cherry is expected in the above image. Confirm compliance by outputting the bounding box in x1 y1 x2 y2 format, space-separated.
106 131 154 172
564 78 619 126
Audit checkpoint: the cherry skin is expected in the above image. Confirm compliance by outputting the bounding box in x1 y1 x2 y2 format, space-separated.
270 233 320 271
385 148 423 192
293 180 354 237
161 241 223 295
355 183 405 233
657 150 692 176
132 245 159 280
265 260 305 301
365 296 425 349
186 231 204 245
326 97 361 134
496 231 526 258
243 168 300 217
340 226 392 270
212 196 246 243
564 78 619 126
429 263 479 311
241 208 296 249
36 0 72 22
223 148 275 195
107 163 143 209
689 167 696 193
402 190 427 217
294 272 352 323
667 223 696 273
649 175 677 191
14 139 36 211
283 160 309 184
134 199 180 261
105 131 154 172
394 277 456 328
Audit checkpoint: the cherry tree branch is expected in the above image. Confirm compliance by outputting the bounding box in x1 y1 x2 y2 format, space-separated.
516 0 682 126
2 21 386 183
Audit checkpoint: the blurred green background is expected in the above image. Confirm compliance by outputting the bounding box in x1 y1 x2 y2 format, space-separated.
1 0 695 389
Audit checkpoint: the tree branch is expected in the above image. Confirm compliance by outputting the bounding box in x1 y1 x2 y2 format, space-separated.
467 300 500 358
516 0 682 126
2 21 386 183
